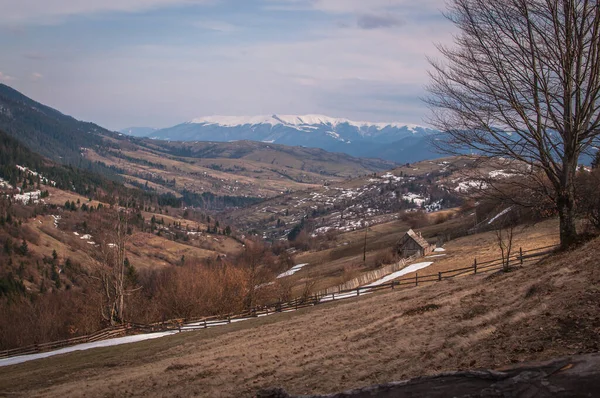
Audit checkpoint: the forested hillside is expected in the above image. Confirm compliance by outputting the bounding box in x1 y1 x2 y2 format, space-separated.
0 84 119 173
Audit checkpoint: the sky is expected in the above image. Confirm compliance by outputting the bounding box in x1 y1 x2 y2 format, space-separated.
0 0 454 130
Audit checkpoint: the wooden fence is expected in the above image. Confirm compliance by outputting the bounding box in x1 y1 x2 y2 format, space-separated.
0 244 558 361
315 255 417 296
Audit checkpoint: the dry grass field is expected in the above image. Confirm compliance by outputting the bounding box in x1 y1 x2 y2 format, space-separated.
1 234 597 397
21 213 243 275
43 187 108 209
282 217 559 297
81 140 393 200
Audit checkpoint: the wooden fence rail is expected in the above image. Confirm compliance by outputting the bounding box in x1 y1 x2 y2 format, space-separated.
0 244 559 361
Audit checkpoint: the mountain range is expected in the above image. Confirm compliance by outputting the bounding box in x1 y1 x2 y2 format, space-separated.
122 115 441 163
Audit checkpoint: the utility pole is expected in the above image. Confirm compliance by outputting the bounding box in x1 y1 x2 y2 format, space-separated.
363 224 368 265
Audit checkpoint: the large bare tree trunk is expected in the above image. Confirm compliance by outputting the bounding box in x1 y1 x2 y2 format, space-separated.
557 156 578 248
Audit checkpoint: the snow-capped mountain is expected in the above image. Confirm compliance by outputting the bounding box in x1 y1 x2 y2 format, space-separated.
125 114 441 163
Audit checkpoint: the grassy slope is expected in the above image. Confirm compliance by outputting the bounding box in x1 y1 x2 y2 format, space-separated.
1 231 596 397
284 217 559 295
18 187 243 276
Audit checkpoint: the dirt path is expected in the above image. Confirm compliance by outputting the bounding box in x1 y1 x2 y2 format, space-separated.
0 237 597 398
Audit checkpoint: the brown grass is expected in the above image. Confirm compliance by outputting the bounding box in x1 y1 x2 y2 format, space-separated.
286 217 559 295
83 147 328 198
1 233 597 397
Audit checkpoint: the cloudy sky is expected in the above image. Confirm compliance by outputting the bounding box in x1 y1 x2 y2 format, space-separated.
0 0 453 130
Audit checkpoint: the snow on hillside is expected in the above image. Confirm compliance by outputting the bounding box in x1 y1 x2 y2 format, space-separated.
16 165 56 186
365 262 434 287
402 193 426 207
13 190 42 204
0 331 177 368
277 263 309 278
488 206 514 225
0 177 12 190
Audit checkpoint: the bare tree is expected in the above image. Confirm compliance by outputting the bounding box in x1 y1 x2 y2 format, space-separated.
93 210 135 325
238 238 275 309
427 0 600 249
495 223 515 272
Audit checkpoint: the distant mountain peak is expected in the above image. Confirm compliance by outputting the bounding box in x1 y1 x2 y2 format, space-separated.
190 114 427 132
130 113 440 163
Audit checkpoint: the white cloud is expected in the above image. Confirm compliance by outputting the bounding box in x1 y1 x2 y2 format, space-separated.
31 72 43 81
0 0 215 25
266 0 444 14
3 0 455 129
0 71 15 82
42 12 453 128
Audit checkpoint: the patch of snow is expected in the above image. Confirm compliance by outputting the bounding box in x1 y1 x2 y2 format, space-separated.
402 192 426 207
15 165 56 186
0 331 177 368
489 170 516 179
13 190 42 204
0 177 13 190
425 199 443 213
434 247 446 252
277 263 309 278
455 180 488 193
365 262 434 287
488 206 513 225
381 172 403 183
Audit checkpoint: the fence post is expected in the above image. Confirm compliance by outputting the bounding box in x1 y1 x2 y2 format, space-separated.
474 258 478 274
520 247 523 265
392 281 395 290
357 288 360 296
204 320 207 329
228 316 231 324
438 272 442 281
415 272 418 286
332 292 335 300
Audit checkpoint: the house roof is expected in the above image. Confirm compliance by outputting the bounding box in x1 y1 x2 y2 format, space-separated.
401 229 430 250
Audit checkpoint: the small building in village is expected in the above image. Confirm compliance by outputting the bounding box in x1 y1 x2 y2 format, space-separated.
397 229 433 258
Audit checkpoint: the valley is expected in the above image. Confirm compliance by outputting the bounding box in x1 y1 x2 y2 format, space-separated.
0 83 598 398
3 1 600 396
